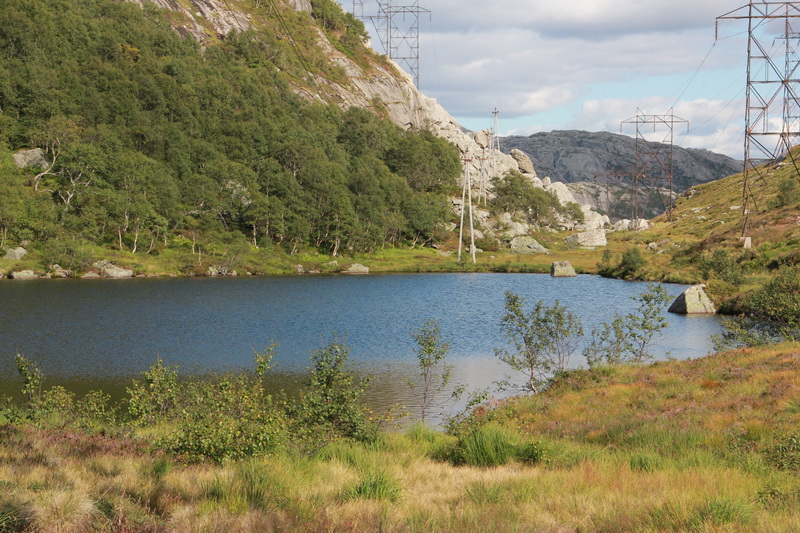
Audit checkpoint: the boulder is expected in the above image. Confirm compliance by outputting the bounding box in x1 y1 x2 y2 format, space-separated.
343 263 369 274
12 148 48 169
668 285 717 315
577 206 610 231
565 229 607 247
509 236 549 254
544 181 577 206
10 270 38 280
93 260 133 279
3 247 27 260
49 264 72 278
510 149 536 176
551 261 576 277
82 271 101 279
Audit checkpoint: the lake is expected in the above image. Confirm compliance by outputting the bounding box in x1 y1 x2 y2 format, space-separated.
0 274 722 418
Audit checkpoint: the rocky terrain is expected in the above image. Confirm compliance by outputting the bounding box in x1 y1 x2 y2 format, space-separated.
501 130 742 219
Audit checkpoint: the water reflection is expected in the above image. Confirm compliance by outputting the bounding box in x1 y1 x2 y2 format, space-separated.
0 274 722 417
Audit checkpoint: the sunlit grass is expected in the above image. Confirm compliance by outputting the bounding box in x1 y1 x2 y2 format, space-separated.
2 344 799 530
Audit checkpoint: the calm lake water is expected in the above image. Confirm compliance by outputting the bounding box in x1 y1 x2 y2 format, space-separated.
0 274 722 417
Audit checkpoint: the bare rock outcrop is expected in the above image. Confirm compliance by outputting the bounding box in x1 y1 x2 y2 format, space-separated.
565 229 607 248
12 149 48 169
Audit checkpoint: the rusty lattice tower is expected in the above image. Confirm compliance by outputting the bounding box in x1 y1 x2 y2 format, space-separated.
621 110 688 221
717 3 800 234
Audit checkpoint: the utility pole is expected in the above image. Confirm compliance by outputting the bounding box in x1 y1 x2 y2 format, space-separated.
458 153 476 264
621 109 688 221
717 3 800 236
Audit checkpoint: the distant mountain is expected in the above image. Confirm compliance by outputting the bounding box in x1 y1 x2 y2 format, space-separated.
501 130 742 193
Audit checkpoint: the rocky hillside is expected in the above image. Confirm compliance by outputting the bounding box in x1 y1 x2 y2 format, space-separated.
502 130 741 191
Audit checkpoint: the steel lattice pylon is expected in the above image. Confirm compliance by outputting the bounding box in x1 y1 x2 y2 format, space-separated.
621 110 688 221
353 1 429 87
717 3 800 234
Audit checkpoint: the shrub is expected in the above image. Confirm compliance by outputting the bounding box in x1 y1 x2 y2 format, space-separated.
699 249 744 286
495 292 584 393
583 283 669 366
766 434 800 472
767 177 800 208
618 246 646 279
126 359 179 426
291 339 378 451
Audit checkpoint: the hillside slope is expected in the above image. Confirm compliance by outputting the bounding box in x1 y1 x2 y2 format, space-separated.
502 130 741 189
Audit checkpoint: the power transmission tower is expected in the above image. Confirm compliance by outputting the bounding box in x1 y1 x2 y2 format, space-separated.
356 1 429 87
592 171 633 220
717 3 800 235
621 109 688 221
458 153 476 264
352 0 363 19
490 108 501 153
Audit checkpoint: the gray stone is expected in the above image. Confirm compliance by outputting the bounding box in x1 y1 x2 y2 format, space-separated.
668 285 717 315
294 264 305 274
93 260 133 279
12 148 48 169
551 261 576 277
510 149 536 175
10 270 38 280
81 271 101 279
743 237 752 250
343 263 369 274
3 247 27 260
647 242 659 251
49 264 72 278
565 229 607 247
509 236 549 254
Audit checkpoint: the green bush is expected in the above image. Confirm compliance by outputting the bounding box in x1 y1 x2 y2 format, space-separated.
291 339 378 452
618 246 646 279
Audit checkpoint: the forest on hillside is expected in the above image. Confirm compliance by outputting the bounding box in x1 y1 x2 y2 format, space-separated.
0 0 462 261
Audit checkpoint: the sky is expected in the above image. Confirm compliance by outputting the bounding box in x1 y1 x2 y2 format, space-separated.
345 0 784 159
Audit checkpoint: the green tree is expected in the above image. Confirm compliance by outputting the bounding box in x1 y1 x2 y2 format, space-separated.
495 292 584 393
293 338 377 449
584 283 669 366
407 319 460 424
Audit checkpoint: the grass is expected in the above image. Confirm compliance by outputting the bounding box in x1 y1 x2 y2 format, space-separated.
1 343 799 531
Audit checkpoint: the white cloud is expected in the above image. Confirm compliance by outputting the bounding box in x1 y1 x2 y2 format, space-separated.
352 0 758 155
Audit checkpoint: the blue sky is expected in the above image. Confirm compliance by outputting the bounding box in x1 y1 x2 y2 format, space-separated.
347 0 767 158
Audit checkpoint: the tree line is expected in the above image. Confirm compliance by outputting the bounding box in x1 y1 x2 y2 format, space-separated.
0 0 461 259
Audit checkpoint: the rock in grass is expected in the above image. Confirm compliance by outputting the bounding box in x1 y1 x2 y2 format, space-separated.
3 247 27 260
551 261 576 277
509 236 549 254
668 285 716 315
343 263 369 274
565 229 607 247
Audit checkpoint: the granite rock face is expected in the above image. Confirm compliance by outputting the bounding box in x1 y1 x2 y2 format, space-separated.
501 130 741 192
565 229 607 247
